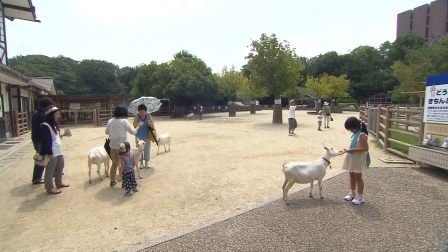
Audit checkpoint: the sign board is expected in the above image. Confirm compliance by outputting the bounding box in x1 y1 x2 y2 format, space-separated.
424 74 448 124
70 103 81 110
274 99 281 105
255 100 259 105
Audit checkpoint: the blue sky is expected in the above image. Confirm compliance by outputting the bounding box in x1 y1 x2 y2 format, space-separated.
5 0 430 73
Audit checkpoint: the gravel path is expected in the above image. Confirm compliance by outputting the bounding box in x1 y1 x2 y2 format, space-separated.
139 166 448 252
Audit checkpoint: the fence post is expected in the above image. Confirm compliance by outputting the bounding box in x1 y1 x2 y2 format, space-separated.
405 105 409 131
418 109 425 146
13 111 19 137
376 105 382 141
384 106 392 150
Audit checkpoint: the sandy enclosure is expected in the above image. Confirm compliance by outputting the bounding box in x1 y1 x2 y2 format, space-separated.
0 110 408 251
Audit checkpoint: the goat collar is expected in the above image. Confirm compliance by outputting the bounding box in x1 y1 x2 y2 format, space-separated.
322 157 332 169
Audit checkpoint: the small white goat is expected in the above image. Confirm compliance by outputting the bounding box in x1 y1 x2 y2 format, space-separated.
118 139 149 179
156 133 171 154
282 147 340 204
88 146 110 183
187 113 194 120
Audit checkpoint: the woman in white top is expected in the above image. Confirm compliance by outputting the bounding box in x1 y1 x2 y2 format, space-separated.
288 99 298 136
105 107 143 187
39 105 70 194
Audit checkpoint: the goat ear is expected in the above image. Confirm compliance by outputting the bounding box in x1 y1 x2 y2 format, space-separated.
324 146 328 150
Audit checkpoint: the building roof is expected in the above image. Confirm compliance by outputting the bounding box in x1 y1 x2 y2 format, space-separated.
1 0 39 22
0 63 32 86
296 86 318 99
30 77 56 95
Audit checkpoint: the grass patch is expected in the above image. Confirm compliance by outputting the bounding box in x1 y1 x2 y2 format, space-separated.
377 125 419 155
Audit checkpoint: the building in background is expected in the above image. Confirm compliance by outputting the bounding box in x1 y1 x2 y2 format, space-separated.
397 0 448 43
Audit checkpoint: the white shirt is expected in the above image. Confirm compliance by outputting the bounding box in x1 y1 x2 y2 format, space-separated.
288 106 297 119
105 118 137 149
42 122 63 157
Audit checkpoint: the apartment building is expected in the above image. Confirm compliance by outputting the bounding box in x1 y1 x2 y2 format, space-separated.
397 0 448 42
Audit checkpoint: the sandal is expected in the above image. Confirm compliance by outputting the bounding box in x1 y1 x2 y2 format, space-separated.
47 188 61 194
56 183 70 188
110 181 117 187
32 179 45 184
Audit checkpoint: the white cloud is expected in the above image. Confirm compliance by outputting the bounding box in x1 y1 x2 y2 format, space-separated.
287 36 324 58
72 0 207 25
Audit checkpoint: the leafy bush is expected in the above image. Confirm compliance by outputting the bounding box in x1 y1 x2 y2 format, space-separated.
336 97 357 103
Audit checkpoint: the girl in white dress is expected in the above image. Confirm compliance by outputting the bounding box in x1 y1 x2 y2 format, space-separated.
339 117 369 205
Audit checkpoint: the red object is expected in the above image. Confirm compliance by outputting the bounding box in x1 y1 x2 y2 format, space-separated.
170 114 174 118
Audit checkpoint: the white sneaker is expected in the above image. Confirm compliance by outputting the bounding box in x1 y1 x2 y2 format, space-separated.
352 196 365 205
288 133 293 136
344 193 355 201
145 161 150 169
139 162 144 169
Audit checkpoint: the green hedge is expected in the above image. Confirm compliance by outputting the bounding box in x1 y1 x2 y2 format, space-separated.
336 97 357 103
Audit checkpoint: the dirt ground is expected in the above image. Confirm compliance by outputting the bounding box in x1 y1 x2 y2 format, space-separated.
0 110 411 251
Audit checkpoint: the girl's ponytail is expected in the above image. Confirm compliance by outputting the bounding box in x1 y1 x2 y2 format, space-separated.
360 122 368 135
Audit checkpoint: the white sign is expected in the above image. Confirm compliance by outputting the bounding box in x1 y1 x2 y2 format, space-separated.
256 100 259 105
70 103 80 110
274 99 281 105
424 77 448 124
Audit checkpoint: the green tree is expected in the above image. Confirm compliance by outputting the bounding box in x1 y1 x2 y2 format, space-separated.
245 33 305 123
391 35 448 103
117 65 142 94
76 59 125 94
8 54 79 94
389 32 426 63
305 73 349 111
306 51 343 78
215 65 245 102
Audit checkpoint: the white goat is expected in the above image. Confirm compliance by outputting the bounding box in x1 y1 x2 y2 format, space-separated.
118 139 149 179
282 147 340 204
187 113 194 120
88 146 110 183
156 133 171 154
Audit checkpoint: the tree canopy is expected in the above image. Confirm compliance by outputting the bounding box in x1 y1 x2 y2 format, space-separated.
245 33 305 122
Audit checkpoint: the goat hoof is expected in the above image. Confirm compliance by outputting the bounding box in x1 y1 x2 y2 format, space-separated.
309 194 313 198
320 196 324 199
139 176 143 179
286 202 290 205
89 181 92 184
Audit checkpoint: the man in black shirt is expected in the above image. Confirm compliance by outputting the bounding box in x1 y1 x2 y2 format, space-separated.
31 98 53 184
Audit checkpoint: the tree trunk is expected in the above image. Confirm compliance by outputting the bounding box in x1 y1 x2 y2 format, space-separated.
250 104 256 114
177 106 185 117
250 99 256 114
229 103 236 117
272 94 282 123
315 99 321 112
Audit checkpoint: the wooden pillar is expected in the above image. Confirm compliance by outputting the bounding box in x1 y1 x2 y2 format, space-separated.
418 108 425 146
13 111 19 137
384 106 392 150
376 105 382 141
250 99 256 114
229 102 236 117
74 111 78 125
17 87 22 112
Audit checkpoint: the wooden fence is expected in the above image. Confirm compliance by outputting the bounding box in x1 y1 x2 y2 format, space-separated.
13 111 29 136
360 105 424 159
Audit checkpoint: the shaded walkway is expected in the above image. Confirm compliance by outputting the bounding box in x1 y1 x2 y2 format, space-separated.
138 167 448 252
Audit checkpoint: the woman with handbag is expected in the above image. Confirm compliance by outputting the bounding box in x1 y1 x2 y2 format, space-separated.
322 102 331 128
133 104 154 169
106 107 143 187
39 105 70 194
